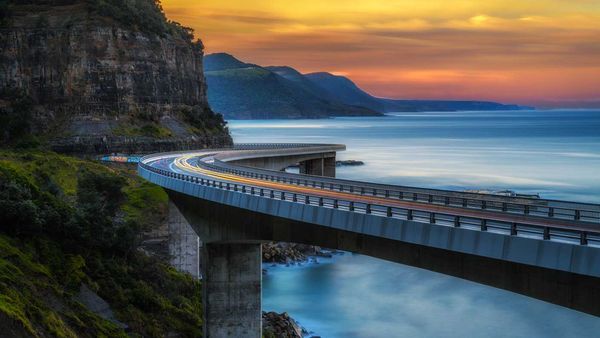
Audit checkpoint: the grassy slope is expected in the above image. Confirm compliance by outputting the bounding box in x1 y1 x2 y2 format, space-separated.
0 234 126 338
0 150 202 337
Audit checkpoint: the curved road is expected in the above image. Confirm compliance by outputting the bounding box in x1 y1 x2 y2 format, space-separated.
138 143 600 323
140 144 600 245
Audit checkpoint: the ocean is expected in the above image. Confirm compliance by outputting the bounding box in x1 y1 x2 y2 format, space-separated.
228 109 600 338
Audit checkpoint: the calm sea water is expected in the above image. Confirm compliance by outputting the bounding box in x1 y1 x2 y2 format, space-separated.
228 110 600 338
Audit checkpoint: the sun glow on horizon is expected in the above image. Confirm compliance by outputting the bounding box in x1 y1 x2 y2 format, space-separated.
162 0 600 108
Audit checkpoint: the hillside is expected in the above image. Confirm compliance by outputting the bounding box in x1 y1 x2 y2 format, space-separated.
203 52 260 71
305 72 386 112
204 53 530 119
0 0 232 153
305 72 531 113
380 98 530 112
0 1 230 336
204 53 382 119
0 150 203 337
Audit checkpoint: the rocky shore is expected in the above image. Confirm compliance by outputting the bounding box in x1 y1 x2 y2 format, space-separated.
262 311 304 338
336 159 365 166
262 243 342 338
287 159 365 170
262 242 333 264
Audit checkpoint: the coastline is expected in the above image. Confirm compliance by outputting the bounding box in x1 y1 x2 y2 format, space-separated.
235 112 600 337
262 244 347 338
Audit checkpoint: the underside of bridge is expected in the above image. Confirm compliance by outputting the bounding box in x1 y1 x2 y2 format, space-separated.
170 191 600 322
298 156 336 177
228 152 336 176
167 154 338 337
158 150 600 338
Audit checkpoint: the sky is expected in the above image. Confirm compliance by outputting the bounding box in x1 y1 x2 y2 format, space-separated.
161 0 600 108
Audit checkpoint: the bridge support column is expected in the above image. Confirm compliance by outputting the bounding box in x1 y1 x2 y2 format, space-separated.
299 156 336 177
299 158 323 176
203 243 262 338
323 156 336 177
168 200 201 279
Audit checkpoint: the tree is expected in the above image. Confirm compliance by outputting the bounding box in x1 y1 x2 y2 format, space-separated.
0 89 34 144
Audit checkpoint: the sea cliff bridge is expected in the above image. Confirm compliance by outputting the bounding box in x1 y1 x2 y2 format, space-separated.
138 144 600 338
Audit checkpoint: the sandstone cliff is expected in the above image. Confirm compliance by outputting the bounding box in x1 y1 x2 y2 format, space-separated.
0 1 232 153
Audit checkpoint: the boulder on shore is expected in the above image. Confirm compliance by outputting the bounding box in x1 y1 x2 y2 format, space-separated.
262 242 324 263
336 160 365 166
262 311 303 338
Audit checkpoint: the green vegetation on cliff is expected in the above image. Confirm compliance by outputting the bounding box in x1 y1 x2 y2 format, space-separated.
86 0 195 41
0 1 230 336
0 0 10 26
0 234 127 337
3 0 194 40
0 89 39 147
0 151 202 337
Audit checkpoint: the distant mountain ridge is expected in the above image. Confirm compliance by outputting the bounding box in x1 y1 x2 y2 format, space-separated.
304 72 386 112
204 53 531 119
204 53 259 71
380 98 529 112
304 72 531 112
204 53 382 119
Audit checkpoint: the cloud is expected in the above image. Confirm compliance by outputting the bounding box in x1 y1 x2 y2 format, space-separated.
161 0 600 107
204 12 292 25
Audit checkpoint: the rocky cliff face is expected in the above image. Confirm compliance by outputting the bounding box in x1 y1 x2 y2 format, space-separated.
0 2 232 153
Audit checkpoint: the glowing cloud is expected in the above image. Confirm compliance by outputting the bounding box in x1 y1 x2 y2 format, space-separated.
162 0 600 107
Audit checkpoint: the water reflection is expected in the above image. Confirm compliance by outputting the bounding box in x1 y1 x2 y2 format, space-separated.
230 110 600 337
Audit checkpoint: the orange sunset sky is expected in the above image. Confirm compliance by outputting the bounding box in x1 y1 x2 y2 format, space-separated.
161 0 600 108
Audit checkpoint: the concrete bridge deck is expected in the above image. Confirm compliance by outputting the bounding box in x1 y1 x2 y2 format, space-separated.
138 143 600 337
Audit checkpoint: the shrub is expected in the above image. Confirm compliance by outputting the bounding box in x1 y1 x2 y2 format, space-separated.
0 0 10 27
0 165 43 235
181 105 228 133
72 170 136 252
86 0 195 40
0 152 202 337
76 170 125 217
0 89 34 145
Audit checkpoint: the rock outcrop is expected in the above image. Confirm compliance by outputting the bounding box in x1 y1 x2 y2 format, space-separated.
262 242 330 264
0 1 232 153
262 311 304 338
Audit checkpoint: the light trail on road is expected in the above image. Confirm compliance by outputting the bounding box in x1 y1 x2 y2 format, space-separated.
168 153 599 232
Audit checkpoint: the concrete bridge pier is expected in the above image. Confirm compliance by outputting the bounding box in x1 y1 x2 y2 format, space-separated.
299 156 336 177
168 197 263 337
168 200 201 279
202 242 262 338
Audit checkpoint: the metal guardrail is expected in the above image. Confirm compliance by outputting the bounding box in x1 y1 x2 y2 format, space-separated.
139 160 600 247
232 143 337 149
197 157 600 224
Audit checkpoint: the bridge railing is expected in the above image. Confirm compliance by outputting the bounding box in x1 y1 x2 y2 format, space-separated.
197 159 600 224
138 161 600 247
232 143 338 150
138 142 600 224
